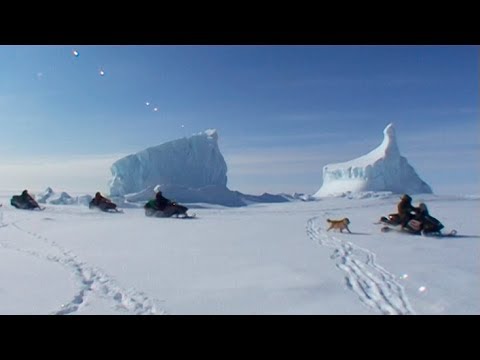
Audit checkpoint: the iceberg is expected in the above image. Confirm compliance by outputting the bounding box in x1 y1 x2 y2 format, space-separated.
314 123 433 197
108 129 289 206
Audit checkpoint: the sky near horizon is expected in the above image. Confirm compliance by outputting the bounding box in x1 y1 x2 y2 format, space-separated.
0 45 478 195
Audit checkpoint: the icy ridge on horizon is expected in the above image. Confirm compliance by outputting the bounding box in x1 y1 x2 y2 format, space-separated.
37 187 92 206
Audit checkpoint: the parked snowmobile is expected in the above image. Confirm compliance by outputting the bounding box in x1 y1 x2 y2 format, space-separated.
10 190 43 210
89 192 120 212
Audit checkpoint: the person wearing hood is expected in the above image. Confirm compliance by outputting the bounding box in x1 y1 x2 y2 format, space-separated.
397 194 418 228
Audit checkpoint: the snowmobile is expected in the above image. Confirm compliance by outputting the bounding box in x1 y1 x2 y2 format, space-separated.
378 213 456 237
89 199 121 213
10 195 44 210
144 201 195 219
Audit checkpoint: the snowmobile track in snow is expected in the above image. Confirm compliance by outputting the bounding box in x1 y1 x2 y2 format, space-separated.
6 221 165 315
306 216 415 315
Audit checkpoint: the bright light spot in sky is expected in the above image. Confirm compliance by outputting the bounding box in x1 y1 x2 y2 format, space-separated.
145 102 150 106
99 69 105 76
72 50 79 57
418 286 427 293
153 107 158 112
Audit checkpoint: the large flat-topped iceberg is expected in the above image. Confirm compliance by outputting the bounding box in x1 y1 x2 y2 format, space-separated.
108 129 289 206
109 129 228 197
314 123 433 197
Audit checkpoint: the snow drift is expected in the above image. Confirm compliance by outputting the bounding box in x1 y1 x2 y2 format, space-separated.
314 123 433 197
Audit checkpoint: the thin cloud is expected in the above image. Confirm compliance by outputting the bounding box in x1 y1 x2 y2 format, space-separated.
399 121 479 149
224 144 367 177
224 132 338 149
0 154 126 193
280 73 431 90
273 110 373 123
459 107 478 114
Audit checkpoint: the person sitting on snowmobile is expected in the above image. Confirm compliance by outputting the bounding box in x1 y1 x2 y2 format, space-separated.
154 191 173 211
89 192 118 212
21 190 40 208
414 202 429 221
144 191 188 217
413 202 444 234
11 189 41 209
397 194 419 229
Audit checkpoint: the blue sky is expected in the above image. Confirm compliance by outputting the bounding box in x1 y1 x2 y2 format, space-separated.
0 45 478 195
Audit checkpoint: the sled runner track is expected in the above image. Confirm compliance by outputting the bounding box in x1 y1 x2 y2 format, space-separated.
9 222 166 315
306 217 415 315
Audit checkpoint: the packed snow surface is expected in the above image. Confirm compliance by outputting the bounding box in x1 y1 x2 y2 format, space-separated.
1 191 478 315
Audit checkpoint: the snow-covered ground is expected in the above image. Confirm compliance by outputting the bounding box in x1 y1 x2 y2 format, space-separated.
0 192 478 315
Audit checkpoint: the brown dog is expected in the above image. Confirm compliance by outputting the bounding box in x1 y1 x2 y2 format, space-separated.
326 218 351 233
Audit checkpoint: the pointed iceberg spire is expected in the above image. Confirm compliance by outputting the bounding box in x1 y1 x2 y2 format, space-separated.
313 123 433 197
380 123 400 158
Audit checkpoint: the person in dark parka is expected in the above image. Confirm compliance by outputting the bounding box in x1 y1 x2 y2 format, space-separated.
397 194 418 228
144 191 188 217
90 192 118 211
